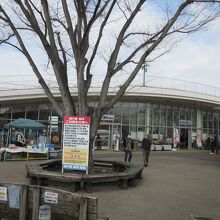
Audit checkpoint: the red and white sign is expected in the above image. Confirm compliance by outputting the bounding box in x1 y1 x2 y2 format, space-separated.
64 116 90 124
44 191 58 204
62 116 90 173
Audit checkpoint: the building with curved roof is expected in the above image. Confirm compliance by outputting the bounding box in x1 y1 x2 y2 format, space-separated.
0 76 220 149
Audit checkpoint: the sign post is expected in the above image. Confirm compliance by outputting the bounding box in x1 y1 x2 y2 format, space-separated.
62 116 90 174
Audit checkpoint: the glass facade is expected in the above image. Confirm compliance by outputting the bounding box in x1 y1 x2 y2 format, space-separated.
0 100 219 149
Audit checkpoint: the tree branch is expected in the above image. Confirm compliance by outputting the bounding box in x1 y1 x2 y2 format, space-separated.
102 0 199 113
85 0 117 94
28 0 47 37
56 32 67 72
0 5 63 117
97 0 145 112
61 0 78 58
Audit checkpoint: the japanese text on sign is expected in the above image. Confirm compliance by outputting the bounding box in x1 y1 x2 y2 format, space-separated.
62 116 90 172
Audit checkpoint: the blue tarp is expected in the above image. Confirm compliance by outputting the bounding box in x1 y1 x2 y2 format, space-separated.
4 118 46 129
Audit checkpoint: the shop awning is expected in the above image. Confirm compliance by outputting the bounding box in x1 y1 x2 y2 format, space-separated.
4 118 46 129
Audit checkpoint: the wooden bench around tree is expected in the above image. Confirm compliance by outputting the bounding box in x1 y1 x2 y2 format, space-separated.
0 183 106 220
26 160 144 193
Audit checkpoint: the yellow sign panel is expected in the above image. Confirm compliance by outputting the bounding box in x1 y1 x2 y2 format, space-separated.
63 147 88 165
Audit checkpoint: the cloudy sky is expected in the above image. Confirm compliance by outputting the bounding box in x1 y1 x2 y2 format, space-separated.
148 18 220 88
0 1 220 89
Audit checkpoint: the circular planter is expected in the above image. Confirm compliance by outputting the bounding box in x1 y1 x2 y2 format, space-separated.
26 159 144 192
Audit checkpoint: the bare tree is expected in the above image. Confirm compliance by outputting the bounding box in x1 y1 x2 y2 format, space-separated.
0 0 220 172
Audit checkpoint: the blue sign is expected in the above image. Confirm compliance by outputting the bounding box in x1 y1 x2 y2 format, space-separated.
8 186 20 209
179 120 192 126
101 115 115 121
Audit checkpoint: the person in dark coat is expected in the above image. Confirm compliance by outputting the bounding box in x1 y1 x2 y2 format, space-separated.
142 134 152 167
206 135 211 150
210 136 216 154
123 133 134 163
96 134 102 150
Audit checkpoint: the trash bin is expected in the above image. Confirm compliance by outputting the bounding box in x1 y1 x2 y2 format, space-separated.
39 205 51 220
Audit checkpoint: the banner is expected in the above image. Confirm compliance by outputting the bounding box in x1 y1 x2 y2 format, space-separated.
196 135 202 148
62 116 90 172
173 128 179 148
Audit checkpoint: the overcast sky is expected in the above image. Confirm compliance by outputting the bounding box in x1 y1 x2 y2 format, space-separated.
0 1 220 89
147 18 220 88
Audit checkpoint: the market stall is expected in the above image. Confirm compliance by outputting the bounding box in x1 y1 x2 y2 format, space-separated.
3 118 48 161
2 147 49 161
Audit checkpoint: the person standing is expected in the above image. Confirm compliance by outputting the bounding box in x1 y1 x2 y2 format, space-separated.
96 134 102 150
38 132 47 148
206 135 211 150
142 134 152 167
123 133 134 163
210 136 216 154
15 129 26 147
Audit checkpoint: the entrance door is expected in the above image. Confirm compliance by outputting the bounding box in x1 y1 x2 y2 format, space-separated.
96 123 121 150
180 128 188 148
96 124 111 150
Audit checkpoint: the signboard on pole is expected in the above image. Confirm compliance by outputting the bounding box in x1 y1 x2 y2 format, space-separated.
62 116 90 173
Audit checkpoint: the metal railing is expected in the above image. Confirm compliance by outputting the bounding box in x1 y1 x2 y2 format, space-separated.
0 73 220 97
139 75 220 97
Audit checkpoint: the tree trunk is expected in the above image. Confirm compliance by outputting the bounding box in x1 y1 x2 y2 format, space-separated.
87 115 100 174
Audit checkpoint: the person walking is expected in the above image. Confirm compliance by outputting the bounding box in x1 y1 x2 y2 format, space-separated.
210 136 216 154
123 133 134 163
206 135 211 150
142 134 152 167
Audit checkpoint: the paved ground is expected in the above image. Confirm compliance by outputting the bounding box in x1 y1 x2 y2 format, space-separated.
0 150 220 220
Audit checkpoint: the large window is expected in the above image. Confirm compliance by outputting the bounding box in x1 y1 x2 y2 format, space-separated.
207 111 213 130
202 110 207 129
113 102 121 123
160 105 166 127
0 107 11 127
167 106 173 127
137 126 145 141
186 108 191 121
153 104 159 126
122 125 129 138
148 104 153 126
192 109 197 128
174 107 179 126
12 106 25 119
26 105 39 120
138 103 145 126
130 125 137 140
130 103 137 126
39 104 51 122
180 107 185 120
122 103 129 125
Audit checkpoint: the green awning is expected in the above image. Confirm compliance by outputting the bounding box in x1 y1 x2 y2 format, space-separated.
4 118 46 129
